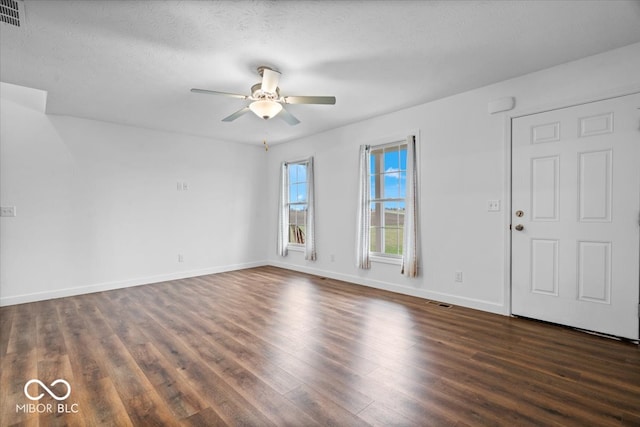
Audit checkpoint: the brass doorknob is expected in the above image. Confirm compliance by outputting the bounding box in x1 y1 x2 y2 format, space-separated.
514 224 524 231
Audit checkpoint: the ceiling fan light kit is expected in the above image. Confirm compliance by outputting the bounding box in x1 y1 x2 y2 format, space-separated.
191 66 336 125
249 99 282 120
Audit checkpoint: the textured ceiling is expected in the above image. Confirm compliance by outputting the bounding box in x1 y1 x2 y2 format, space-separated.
2 0 640 145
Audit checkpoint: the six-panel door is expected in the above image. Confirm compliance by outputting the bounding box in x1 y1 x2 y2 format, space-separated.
511 93 640 340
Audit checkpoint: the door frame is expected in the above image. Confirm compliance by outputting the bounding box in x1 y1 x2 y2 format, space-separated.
503 84 640 317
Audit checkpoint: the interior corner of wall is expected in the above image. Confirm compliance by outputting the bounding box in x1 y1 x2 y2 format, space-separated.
0 81 48 113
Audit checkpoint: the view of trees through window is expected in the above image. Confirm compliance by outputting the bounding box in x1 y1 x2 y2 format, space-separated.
369 143 407 256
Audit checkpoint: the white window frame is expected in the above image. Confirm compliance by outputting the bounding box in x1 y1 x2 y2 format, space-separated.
368 140 408 264
286 160 309 251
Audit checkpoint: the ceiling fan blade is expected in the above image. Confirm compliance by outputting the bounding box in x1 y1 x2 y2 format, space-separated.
191 88 248 99
261 68 281 93
222 106 251 122
278 108 300 126
283 96 336 105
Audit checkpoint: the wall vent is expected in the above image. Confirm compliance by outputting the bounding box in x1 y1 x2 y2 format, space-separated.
0 0 23 27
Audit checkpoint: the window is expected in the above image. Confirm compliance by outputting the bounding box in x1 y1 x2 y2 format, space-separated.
277 157 316 260
369 142 408 257
357 135 418 275
288 162 308 245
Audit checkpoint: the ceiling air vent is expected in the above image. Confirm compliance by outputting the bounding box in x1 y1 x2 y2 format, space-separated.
0 0 23 27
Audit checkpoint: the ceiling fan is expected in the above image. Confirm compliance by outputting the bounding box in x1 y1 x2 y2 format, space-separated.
191 66 336 125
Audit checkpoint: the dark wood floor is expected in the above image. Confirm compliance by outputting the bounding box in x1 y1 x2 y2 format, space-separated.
1 266 639 426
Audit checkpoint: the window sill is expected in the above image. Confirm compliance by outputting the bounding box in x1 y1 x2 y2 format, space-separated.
287 244 305 252
370 254 402 266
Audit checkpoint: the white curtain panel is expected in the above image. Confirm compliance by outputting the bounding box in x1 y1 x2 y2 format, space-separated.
305 157 317 261
276 161 289 257
356 144 371 269
401 135 419 277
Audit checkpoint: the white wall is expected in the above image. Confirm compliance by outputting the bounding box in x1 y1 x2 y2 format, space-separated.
0 82 268 305
266 42 640 314
3 43 639 311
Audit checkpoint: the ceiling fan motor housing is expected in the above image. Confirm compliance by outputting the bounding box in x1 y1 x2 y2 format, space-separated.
251 83 279 101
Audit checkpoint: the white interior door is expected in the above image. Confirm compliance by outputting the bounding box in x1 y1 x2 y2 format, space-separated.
511 93 640 340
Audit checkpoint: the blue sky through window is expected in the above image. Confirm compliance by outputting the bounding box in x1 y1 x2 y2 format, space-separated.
370 146 407 201
288 163 308 210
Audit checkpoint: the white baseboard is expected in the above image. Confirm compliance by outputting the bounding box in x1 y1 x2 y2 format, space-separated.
0 260 267 306
268 260 506 315
1 260 505 316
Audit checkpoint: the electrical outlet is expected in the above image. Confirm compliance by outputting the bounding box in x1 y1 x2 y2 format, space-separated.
487 200 501 212
178 254 184 263
0 206 16 217
455 271 463 282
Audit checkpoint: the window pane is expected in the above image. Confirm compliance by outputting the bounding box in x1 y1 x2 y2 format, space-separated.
297 164 307 183
371 202 382 227
288 224 296 243
289 163 307 184
370 175 376 200
288 206 307 244
384 201 398 227
289 182 297 204
370 227 379 252
289 224 305 244
399 170 407 199
289 165 297 184
383 173 400 199
397 201 405 227
385 227 401 255
296 183 307 203
300 208 307 242
400 146 407 170
370 149 382 174
288 206 297 223
384 147 399 173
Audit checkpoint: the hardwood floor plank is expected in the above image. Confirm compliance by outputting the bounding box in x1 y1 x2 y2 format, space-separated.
124 391 182 427
1 350 39 426
1 266 639 426
358 400 430 427
35 300 67 361
181 407 228 427
284 384 373 427
128 341 208 418
271 348 375 415
79 377 135 427
0 305 16 358
5 302 36 355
